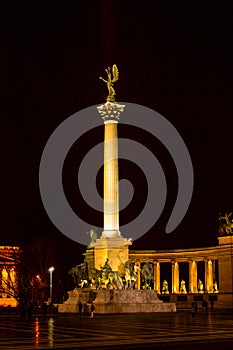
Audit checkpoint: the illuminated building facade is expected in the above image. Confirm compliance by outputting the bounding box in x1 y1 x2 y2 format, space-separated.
0 246 20 307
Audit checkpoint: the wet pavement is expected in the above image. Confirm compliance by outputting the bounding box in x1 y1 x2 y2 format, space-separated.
0 310 233 349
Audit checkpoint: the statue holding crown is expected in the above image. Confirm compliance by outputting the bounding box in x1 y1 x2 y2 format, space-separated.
99 64 119 102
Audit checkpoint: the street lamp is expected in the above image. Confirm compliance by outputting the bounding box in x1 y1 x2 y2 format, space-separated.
48 267 54 304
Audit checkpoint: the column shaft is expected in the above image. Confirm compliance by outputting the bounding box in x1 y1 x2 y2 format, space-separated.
172 262 179 293
206 260 213 292
103 121 120 236
154 262 160 293
189 261 198 293
136 262 141 290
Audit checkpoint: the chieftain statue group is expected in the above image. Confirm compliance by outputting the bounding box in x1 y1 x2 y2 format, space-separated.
69 257 154 291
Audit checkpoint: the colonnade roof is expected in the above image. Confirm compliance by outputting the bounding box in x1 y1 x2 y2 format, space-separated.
129 241 232 260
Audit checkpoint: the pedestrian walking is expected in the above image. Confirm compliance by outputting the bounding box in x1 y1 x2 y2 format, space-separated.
78 301 83 315
90 303 95 318
210 300 214 311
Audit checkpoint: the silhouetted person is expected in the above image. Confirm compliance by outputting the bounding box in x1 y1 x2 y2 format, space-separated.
90 303 95 318
78 301 83 315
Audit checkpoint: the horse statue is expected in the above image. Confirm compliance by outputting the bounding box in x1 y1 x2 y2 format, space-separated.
107 270 124 289
123 260 137 289
141 261 154 289
91 259 123 290
69 261 88 287
91 269 102 290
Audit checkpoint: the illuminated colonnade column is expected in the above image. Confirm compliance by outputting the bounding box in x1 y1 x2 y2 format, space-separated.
189 260 198 293
135 262 141 290
205 260 213 292
172 262 179 293
154 262 160 293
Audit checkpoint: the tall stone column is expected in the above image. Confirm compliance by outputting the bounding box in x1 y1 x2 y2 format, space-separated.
102 120 120 237
172 262 179 293
189 260 198 293
90 102 131 272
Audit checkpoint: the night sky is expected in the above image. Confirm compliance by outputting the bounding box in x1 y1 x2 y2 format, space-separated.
1 1 233 260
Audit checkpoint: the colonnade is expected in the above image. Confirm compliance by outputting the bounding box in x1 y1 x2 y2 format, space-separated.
135 259 217 294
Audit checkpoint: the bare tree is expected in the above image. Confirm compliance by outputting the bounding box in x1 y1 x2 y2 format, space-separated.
1 237 57 306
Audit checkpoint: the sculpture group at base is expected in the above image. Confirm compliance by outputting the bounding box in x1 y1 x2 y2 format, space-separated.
141 262 154 290
69 258 157 291
91 259 124 290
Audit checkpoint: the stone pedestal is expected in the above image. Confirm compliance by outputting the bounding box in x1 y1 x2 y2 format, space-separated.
58 288 176 314
88 236 131 272
218 235 233 294
58 288 90 313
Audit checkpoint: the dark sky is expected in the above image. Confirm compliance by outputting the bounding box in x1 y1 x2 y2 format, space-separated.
1 1 233 255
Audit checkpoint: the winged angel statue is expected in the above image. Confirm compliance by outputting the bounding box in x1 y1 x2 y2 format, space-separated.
99 64 119 102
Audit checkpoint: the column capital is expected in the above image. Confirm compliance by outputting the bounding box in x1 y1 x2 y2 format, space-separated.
97 102 125 121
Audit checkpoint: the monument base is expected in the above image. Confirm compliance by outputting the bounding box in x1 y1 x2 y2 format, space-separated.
88 235 132 272
58 288 176 314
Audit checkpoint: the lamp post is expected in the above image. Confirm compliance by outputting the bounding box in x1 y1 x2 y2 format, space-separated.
48 267 54 304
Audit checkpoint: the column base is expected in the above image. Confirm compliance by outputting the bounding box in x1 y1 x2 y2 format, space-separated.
101 230 122 238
